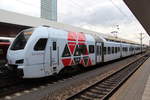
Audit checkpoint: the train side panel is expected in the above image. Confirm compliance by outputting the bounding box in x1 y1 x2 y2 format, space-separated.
103 42 121 62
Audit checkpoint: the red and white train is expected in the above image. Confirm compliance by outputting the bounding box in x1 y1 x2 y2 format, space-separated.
7 26 146 78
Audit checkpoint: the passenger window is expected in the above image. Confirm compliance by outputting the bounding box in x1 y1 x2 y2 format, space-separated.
115 47 117 53
34 38 47 51
79 45 87 55
89 45 94 53
112 47 114 53
53 42 56 50
118 47 120 52
108 47 111 54
104 47 106 55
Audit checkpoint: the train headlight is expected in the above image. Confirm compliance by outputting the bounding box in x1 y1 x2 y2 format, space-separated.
16 59 24 64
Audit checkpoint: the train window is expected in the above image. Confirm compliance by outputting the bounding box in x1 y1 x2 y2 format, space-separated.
123 47 125 52
115 47 117 53
34 38 47 51
104 47 106 55
125 47 128 52
11 30 32 50
89 45 94 53
99 46 101 55
62 44 71 57
53 42 56 50
132 47 134 51
129 47 131 51
108 47 111 54
118 47 120 52
112 47 114 53
79 45 87 55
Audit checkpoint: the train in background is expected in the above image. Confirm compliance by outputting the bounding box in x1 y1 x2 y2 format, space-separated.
7 26 147 78
0 37 14 64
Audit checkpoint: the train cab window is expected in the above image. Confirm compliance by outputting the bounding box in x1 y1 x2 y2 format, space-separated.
34 38 47 51
11 30 33 50
89 45 94 53
53 42 56 50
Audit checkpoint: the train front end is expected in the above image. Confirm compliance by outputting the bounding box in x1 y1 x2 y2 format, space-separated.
7 28 34 78
7 27 49 78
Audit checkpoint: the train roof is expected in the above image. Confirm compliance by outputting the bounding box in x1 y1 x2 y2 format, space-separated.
103 35 140 45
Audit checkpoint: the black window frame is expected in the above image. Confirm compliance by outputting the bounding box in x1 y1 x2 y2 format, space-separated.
112 47 114 53
89 45 95 54
108 47 111 54
104 47 107 55
79 44 87 55
115 47 118 53
53 42 56 50
34 38 48 51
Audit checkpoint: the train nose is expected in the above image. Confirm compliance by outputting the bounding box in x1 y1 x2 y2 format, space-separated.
7 50 25 65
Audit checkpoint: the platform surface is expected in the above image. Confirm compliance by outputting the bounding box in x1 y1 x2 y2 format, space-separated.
110 57 150 100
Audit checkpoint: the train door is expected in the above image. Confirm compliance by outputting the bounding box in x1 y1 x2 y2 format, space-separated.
50 40 59 74
120 43 122 57
44 40 59 75
96 43 102 63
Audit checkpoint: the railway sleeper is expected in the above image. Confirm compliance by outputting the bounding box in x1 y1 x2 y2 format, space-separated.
93 87 111 92
83 92 106 99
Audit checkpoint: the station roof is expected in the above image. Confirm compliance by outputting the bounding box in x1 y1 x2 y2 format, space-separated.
124 0 150 36
0 9 139 44
0 9 99 34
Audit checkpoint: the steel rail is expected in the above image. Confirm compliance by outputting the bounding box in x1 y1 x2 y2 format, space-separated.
66 53 150 100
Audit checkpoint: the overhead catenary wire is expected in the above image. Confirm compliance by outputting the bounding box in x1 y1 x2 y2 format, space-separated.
108 0 145 39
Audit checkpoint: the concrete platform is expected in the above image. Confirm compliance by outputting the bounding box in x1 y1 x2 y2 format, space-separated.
110 57 150 100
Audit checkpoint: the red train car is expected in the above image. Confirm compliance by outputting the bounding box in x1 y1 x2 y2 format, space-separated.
0 37 14 64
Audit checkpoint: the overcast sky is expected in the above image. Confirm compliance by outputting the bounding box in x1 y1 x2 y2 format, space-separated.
0 0 149 44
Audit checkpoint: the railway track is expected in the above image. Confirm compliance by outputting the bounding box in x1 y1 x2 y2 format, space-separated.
0 53 148 99
66 53 150 100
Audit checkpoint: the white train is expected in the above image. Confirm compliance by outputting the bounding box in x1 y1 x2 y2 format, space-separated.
7 26 146 78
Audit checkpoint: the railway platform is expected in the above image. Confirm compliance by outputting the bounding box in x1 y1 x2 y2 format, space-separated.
110 57 150 100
